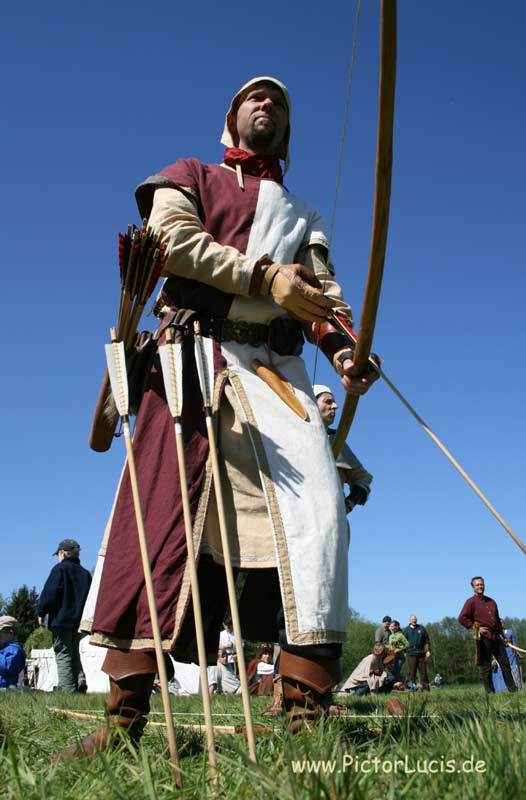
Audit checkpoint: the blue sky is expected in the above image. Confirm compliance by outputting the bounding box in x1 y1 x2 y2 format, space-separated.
2 1 524 629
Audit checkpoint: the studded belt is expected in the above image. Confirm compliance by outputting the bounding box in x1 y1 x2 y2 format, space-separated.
196 316 304 357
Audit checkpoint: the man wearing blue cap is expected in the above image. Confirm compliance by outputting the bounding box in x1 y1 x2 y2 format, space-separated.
38 539 92 693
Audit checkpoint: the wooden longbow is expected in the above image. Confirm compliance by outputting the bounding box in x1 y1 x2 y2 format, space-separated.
332 0 397 458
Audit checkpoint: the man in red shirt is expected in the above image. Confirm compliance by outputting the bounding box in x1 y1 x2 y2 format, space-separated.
458 576 517 693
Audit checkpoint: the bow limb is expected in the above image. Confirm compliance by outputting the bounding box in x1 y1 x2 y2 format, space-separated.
332 0 397 458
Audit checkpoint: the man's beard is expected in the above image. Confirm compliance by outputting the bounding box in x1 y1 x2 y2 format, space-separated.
245 125 279 155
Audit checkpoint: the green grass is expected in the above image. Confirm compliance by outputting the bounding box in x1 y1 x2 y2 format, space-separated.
1 686 525 799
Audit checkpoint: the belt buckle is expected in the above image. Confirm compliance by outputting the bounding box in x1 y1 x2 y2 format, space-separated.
234 320 250 345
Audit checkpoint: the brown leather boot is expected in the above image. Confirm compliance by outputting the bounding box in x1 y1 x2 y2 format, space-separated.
262 678 283 716
280 650 341 733
53 649 173 762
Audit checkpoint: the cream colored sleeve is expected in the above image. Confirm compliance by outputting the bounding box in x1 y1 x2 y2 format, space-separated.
298 244 353 342
148 187 254 296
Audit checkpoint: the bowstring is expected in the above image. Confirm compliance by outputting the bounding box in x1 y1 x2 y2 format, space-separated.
312 0 362 384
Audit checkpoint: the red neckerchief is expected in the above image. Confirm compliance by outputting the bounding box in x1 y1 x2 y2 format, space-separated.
223 147 283 184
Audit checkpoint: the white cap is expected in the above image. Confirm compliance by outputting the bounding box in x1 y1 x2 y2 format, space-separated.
313 384 333 398
220 76 291 173
0 615 19 632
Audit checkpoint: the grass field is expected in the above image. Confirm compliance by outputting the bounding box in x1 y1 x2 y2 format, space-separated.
1 686 524 799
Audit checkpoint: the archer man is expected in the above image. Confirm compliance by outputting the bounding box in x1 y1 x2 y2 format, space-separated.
458 576 517 693
57 76 378 760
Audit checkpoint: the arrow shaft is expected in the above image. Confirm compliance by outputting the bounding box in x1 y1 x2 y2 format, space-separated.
204 412 258 763
161 332 218 780
376 366 526 555
193 323 257 762
172 427 218 780
122 420 182 786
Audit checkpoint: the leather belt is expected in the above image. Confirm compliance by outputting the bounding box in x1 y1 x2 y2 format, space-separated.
197 316 304 357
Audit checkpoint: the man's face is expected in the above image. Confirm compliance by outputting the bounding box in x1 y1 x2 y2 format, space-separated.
409 615 417 626
472 578 485 596
235 82 289 156
317 392 338 427
0 629 15 646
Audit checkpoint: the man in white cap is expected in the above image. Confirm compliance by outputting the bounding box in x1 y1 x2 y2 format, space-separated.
313 384 373 513
66 76 378 758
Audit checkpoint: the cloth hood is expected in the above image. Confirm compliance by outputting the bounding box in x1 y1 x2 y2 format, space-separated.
220 76 291 173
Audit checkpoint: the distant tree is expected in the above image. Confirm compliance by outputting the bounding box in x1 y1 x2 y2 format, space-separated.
341 608 376 679
341 611 526 687
0 594 7 615
5 585 39 643
25 626 52 653
426 616 478 683
503 617 526 647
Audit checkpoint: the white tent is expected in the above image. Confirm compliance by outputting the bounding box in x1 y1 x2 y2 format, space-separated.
27 637 109 693
27 648 57 691
28 639 200 694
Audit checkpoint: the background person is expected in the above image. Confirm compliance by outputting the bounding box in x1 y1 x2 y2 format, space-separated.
0 616 26 690
339 644 396 696
247 643 274 696
388 620 409 681
218 617 241 674
37 538 92 693
313 384 373 513
495 628 522 690
459 577 517 693
403 615 431 691
375 616 392 646
207 649 242 694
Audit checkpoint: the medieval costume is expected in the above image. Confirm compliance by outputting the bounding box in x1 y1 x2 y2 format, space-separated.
492 628 522 691
70 77 362 756
459 593 517 693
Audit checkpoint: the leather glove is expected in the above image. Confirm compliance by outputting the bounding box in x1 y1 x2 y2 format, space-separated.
344 496 356 514
348 486 369 506
260 262 335 323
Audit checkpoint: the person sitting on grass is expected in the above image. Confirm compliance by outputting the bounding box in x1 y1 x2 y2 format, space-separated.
207 649 242 694
247 643 275 696
339 644 401 696
0 616 26 690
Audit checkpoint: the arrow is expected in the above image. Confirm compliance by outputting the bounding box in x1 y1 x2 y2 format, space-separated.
193 321 258 764
158 329 218 783
105 328 182 788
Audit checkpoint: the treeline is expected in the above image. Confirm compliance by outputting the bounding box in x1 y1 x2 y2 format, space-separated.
0 585 39 644
2 584 523 686
342 609 526 684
